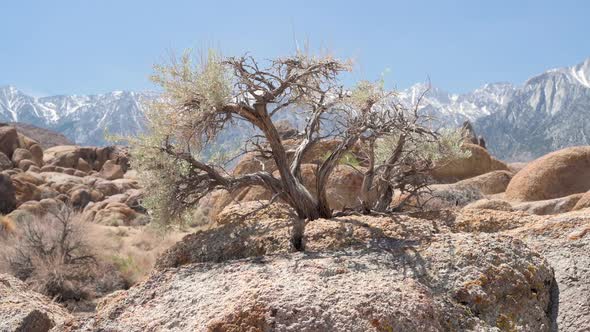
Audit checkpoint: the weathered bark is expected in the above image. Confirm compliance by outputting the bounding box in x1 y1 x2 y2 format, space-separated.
316 134 359 218
360 138 376 214
290 218 306 251
290 107 323 181
359 134 407 213
375 185 394 212
256 103 321 220
373 134 406 211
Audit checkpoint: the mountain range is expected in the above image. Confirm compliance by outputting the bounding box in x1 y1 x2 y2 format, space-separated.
1 57 589 161
0 87 151 147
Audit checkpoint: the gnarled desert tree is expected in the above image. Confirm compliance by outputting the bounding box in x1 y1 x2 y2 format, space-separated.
354 86 470 213
133 51 352 222
131 50 466 248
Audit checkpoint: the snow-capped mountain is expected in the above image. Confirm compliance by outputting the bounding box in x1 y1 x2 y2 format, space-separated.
475 57 590 161
0 87 151 146
394 57 590 161
397 82 515 128
1 57 589 161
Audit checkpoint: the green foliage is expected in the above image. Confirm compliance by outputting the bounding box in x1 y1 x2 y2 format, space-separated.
418 128 472 163
321 151 361 167
128 50 234 228
149 49 232 149
340 152 361 167
110 254 139 277
375 128 470 167
349 80 385 109
151 50 231 113
129 134 193 228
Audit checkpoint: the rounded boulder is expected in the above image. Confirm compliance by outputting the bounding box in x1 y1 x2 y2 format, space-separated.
0 126 18 158
506 146 590 202
0 152 12 171
0 174 16 214
431 143 509 183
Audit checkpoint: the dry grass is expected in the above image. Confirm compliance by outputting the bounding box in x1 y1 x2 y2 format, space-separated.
85 223 194 285
0 208 202 311
0 208 119 309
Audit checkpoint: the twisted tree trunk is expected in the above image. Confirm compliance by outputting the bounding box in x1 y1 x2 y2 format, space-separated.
316 135 359 219
360 138 376 214
373 134 406 211
256 103 322 220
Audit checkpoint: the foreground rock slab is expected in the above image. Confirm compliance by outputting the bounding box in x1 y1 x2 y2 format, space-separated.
0 274 72 332
449 207 590 331
62 208 554 332
507 209 590 331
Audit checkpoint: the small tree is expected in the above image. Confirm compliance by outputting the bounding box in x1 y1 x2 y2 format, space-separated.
131 50 466 249
4 207 97 301
357 99 470 212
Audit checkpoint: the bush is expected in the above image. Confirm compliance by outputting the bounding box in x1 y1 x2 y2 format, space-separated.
87 224 189 285
0 207 126 309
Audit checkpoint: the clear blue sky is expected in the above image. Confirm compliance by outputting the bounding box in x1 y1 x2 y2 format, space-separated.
1 0 589 96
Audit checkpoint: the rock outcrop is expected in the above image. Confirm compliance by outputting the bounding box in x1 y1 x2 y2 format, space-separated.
431 143 510 183
0 124 19 159
0 152 12 171
0 273 72 332
99 160 124 180
573 190 590 211
64 206 555 332
505 146 590 202
452 170 513 195
0 124 62 173
433 207 590 332
512 193 584 215
0 128 144 227
460 120 487 149
463 198 514 212
507 210 590 331
402 182 484 211
8 122 74 149
43 145 129 174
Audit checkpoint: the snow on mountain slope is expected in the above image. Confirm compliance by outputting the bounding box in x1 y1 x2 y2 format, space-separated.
0 86 44 124
1 57 588 160
396 82 515 128
476 57 590 161
0 87 151 146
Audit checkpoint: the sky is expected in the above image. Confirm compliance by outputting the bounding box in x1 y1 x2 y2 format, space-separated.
1 0 589 96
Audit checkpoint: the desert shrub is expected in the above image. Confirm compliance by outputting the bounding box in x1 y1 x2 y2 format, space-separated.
110 254 141 282
362 127 471 212
87 223 190 286
0 207 126 307
181 206 210 228
374 128 470 169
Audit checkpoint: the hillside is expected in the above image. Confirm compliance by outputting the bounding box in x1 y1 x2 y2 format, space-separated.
8 122 73 149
